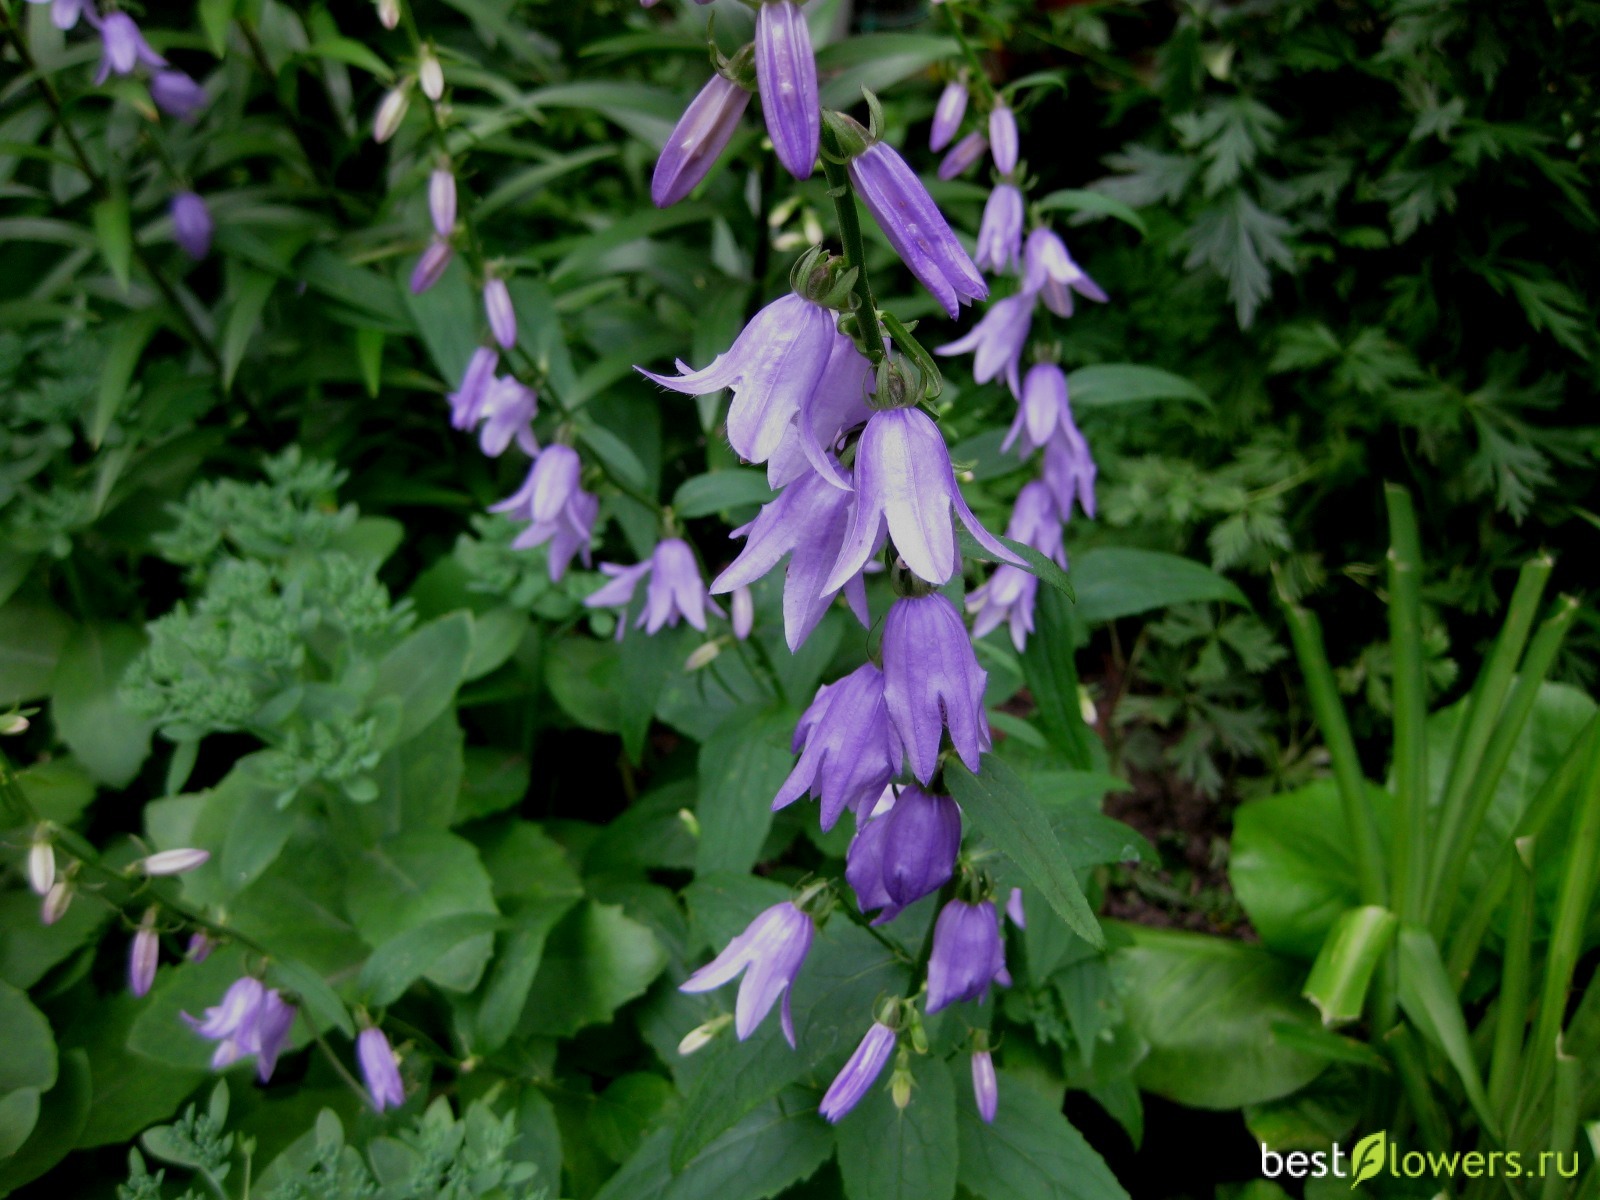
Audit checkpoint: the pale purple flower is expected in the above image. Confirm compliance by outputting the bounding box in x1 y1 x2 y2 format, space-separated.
429 168 456 238
819 1022 896 1122
1005 480 1066 563
511 489 597 581
448 348 499 430
936 291 1035 396
773 664 899 831
151 70 206 121
252 990 295 1082
640 293 843 465
712 468 870 651
654 74 751 207
976 184 1024 275
680 901 814 1046
967 564 1037 651
128 908 159 997
1002 362 1077 459
475 376 538 457
930 80 968 152
989 105 1019 174
822 407 1018 593
927 898 1008 1012
484 278 517 349
585 561 651 612
756 0 819 180
764 335 874 491
1023 227 1108 318
1006 887 1026 928
1042 423 1097 521
94 12 165 85
847 785 962 920
358 1027 405 1112
882 592 990 781
138 848 211 875
972 1049 998 1122
183 977 266 1068
938 131 987 181
848 140 988 319
171 192 213 260
410 240 453 295
186 931 215 962
586 539 723 634
27 0 86 31
731 586 754 640
492 444 582 525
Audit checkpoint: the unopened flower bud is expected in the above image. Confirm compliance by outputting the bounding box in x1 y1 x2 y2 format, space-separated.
186 930 215 962
129 907 160 997
677 1012 732 1056
1 713 29 735
1078 685 1097 726
139 848 212 876
484 277 517 350
730 586 754 641
41 880 71 925
418 45 443 101
28 837 55 896
890 1053 914 1109
429 167 456 238
373 85 410 143
410 240 453 294
685 641 723 672
376 0 400 29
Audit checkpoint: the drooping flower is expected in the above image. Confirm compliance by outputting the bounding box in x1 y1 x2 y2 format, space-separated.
484 278 517 350
927 899 1009 1013
585 561 651 613
847 138 988 319
171 192 214 260
492 444 582 526
976 184 1024 276
639 292 843 465
357 1027 405 1112
252 990 296 1082
26 0 86 32
1041 421 1097 521
1023 227 1107 318
935 291 1034 396
138 848 211 876
1001 362 1077 459
1006 887 1026 927
822 407 1018 592
186 931 215 962
882 592 990 781
428 168 456 238
150 70 207 121
1004 480 1066 563
764 335 873 491
94 12 166 85
410 240 453 295
938 131 987 181
755 0 820 180
680 901 814 1046
128 907 159 997
989 104 1019 174
586 539 724 635
773 664 899 831
819 1022 897 1122
930 79 968 151
184 977 268 1070
447 348 498 430
972 1049 998 1122
848 785 962 921
967 482 1063 650
654 74 752 208
712 468 868 651
475 376 538 458
511 489 598 582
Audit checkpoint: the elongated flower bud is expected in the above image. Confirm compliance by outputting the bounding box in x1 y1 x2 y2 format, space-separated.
151 70 207 122
972 1049 998 1122
171 191 214 260
28 838 55 896
653 74 751 208
358 1027 406 1111
820 1022 896 1122
374 86 410 143
930 79 968 151
731 586 754 641
41 880 71 925
138 848 212 876
989 104 1019 174
756 0 820 180
429 168 456 238
484 278 517 349
129 907 160 997
410 240 453 294
418 45 444 101
938 131 987 181
376 0 400 28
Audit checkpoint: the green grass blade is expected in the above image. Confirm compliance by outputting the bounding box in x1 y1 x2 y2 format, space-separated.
1385 484 1429 923
1488 837 1537 1119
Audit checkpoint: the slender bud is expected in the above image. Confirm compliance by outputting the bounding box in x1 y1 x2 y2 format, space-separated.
429 168 456 238
376 0 400 28
1078 684 1098 726
891 1056 914 1109
418 46 444 101
685 641 723 671
989 104 1019 174
186 930 215 962
129 907 160 997
138 848 212 876
374 85 411 143
972 1049 998 1122
0 713 28 735
731 586 754 640
28 837 55 896
410 240 453 294
484 277 517 349
41 880 71 925
677 1012 732 1056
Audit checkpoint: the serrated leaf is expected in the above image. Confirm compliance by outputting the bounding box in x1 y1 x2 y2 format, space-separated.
835 1054 957 1200
359 912 508 1007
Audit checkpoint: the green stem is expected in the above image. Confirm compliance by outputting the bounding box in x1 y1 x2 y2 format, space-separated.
818 125 887 365
1487 839 1536 1119
938 2 997 106
1385 484 1430 925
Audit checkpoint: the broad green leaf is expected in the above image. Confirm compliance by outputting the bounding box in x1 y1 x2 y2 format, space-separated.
1303 906 1396 1026
1114 924 1326 1108
1395 924 1497 1136
672 470 775 519
467 895 578 1054
302 36 393 80
695 707 798 877
0 983 55 1093
91 190 131 292
946 758 1103 947
267 958 354 1039
576 419 650 493
619 621 688 764
956 1071 1128 1200
49 622 153 788
198 0 234 55
543 636 622 732
1070 548 1246 625
1022 587 1097 768
90 309 162 447
1065 363 1209 409
222 267 275 389
835 1053 958 1200
369 611 472 741
816 33 960 108
399 254 479 385
520 900 667 1038
590 1073 677 1164
359 912 508 1006
0 1088 40 1160
0 601 71 706
1036 189 1149 236
0 1050 89 1194
0 889 106 990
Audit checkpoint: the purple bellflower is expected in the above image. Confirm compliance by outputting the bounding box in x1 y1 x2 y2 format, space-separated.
882 592 991 781
476 376 539 458
976 184 1024 275
847 785 962 920
822 406 1018 592
989 104 1019 174
1023 227 1108 317
680 900 814 1046
484 278 517 349
358 1027 405 1112
640 292 844 465
448 348 498 430
764 335 874 490
129 907 159 997
936 291 1035 396
756 0 820 180
171 191 213 260
511 489 597 582
1042 420 1097 521
930 79 968 152
773 664 899 831
183 976 296 1082
410 240 453 295
586 538 724 635
819 1022 897 1122
151 70 206 121
847 138 988 319
1002 362 1078 459
926 898 1009 1013
938 131 988 181
94 12 166 85
972 1049 999 1122
27 0 86 31
968 482 1064 650
712 468 870 651
492 444 582 526
654 74 751 207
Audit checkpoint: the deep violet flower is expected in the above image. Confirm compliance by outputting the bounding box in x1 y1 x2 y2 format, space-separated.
654 73 751 207
484 278 517 349
935 291 1035 396
1023 227 1108 318
680 901 814 1046
930 79 968 152
756 0 820 180
847 785 962 920
989 104 1019 174
882 592 990 782
94 12 165 85
819 1022 897 1122
938 131 987 181
926 898 1009 1013
772 664 899 831
171 191 213 260
358 1027 405 1112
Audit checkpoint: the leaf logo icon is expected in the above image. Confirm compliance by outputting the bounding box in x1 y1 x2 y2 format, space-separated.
1350 1131 1387 1189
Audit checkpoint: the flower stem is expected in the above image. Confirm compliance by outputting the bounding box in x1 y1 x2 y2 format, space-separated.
819 124 887 365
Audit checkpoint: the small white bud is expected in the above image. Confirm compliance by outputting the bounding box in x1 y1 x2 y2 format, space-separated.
376 0 400 29
373 85 410 143
138 848 212 876
678 1013 731 1056
0 713 28 735
418 46 443 101
684 641 722 672
27 838 55 896
41 880 71 925
1078 684 1097 726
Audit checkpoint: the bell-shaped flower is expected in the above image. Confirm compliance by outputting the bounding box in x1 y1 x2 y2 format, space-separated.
930 79 968 151
171 192 213 261
756 0 819 180
1042 422 1097 521
654 73 751 207
251 990 295 1082
151 70 206 121
765 335 873 491
971 1049 999 1122
976 184 1024 275
712 468 869 651
484 278 517 349
1002 362 1080 458
819 1022 897 1122
936 291 1034 396
849 785 962 920
847 139 988 318
476 376 538 458
989 104 1019 174
447 348 498 430
358 1027 405 1112
94 12 165 85
492 444 582 525
938 130 988 181
511 489 597 582
882 592 990 781
926 898 1009 1012
639 293 841 465
680 900 814 1046
1023 227 1107 317
823 406 1017 593
586 539 723 635
773 664 899 831
1006 480 1066 563
183 976 296 1081
967 564 1037 652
